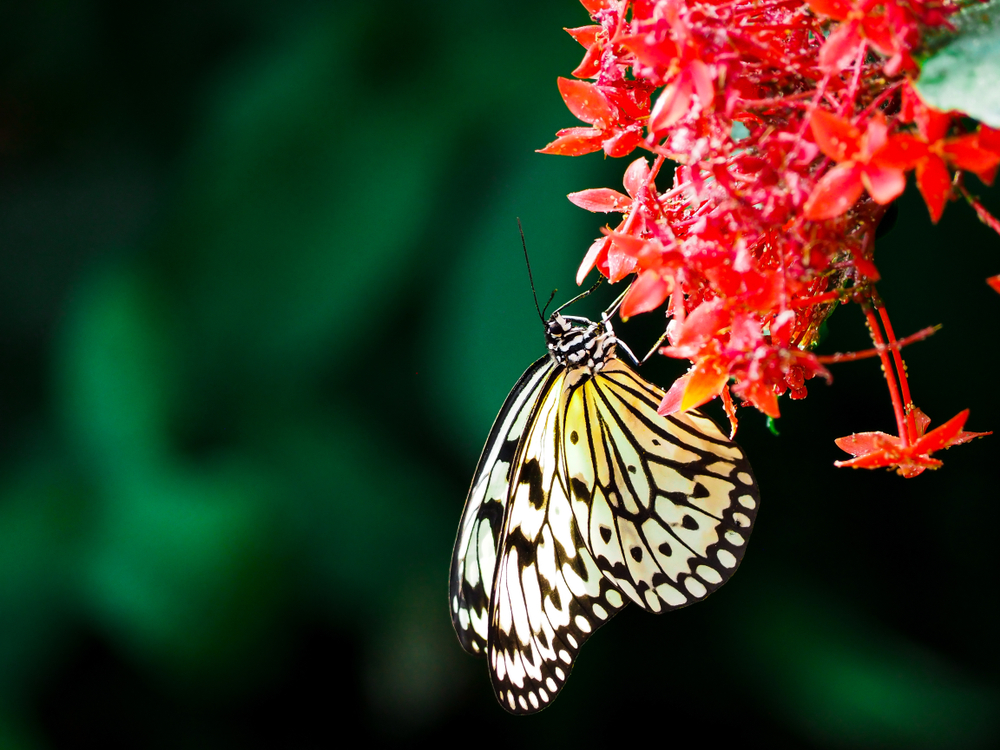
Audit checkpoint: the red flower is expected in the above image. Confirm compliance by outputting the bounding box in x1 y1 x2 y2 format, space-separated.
877 89 1000 222
572 157 664 287
804 110 906 220
539 0 996 469
565 25 604 78
806 0 920 75
835 409 991 478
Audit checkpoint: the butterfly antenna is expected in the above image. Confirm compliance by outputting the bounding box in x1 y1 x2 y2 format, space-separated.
541 288 558 319
518 219 547 324
552 276 603 315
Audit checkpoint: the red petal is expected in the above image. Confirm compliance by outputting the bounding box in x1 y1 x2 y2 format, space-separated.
915 154 951 223
606 241 638 283
978 125 1000 159
649 78 692 133
576 235 610 284
947 429 993 446
987 274 1000 294
910 409 968 453
538 127 605 156
572 45 603 79
805 0 853 20
918 106 952 144
873 133 927 170
673 298 730 349
862 114 889 156
565 25 600 49
742 380 781 418
621 270 671 317
721 385 738 438
568 188 631 213
833 451 941 470
978 165 998 186
854 257 881 281
910 406 932 438
603 231 651 257
623 156 650 197
804 162 865 220
681 356 729 412
689 59 716 112
861 16 897 59
861 163 906 204
835 431 898 457
603 128 642 158
657 374 689 416
617 33 680 69
810 109 861 162
558 78 615 127
942 134 1000 175
818 22 863 71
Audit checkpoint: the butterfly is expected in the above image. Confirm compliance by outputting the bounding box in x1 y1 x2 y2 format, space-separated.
449 298 759 715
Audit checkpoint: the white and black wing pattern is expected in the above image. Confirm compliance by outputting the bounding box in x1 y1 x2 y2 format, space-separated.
488 369 628 715
451 307 759 715
450 356 556 656
563 359 759 614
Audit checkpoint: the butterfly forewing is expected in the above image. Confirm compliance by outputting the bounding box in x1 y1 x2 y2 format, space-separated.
488 371 627 714
450 356 556 655
564 360 759 613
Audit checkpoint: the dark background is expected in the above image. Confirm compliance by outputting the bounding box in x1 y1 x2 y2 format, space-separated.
1 1 999 747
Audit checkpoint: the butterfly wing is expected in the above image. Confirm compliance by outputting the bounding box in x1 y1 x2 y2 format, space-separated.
488 368 628 714
450 356 557 656
563 359 759 612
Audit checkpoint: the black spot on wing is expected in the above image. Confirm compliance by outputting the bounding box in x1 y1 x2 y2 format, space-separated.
520 459 546 509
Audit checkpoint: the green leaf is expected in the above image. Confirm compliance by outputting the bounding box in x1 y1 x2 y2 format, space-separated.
916 1 1000 127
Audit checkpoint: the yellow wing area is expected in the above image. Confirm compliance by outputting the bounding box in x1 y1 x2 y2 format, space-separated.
564 360 758 612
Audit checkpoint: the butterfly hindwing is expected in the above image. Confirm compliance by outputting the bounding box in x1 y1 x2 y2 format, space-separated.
564 360 759 613
488 370 627 715
450 356 556 656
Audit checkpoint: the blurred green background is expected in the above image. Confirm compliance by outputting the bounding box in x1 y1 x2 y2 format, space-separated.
2 1 999 747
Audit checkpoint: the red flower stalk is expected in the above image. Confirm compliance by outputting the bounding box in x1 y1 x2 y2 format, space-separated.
540 0 994 473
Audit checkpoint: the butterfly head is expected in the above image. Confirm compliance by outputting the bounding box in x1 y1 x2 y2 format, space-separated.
545 312 617 375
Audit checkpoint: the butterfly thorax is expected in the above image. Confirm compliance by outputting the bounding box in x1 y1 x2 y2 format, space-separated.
545 313 617 376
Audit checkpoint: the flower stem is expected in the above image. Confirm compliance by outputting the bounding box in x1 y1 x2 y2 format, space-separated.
877 305 917 443
817 325 939 363
862 301 909 446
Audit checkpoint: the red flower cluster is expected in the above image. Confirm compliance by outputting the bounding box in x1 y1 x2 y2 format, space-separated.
542 0 997 475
